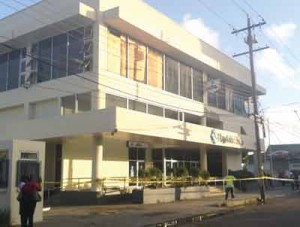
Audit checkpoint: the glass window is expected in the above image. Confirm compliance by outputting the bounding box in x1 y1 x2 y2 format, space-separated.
107 29 127 77
83 26 93 72
128 39 146 83
129 100 146 113
61 95 76 115
193 69 203 102
180 63 192 98
0 54 8 92
0 150 8 188
148 48 163 89
185 113 201 125
165 57 178 94
148 104 163 117
77 93 91 112
152 149 163 161
106 94 127 109
232 94 247 116
8 50 20 90
38 38 52 82
165 109 178 120
16 160 40 187
68 28 84 75
52 33 67 79
217 86 226 110
129 148 145 160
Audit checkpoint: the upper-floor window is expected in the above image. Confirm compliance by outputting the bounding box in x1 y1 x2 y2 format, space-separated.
208 78 226 110
193 69 203 102
230 93 248 116
0 25 93 94
107 29 127 77
165 57 178 95
180 63 192 99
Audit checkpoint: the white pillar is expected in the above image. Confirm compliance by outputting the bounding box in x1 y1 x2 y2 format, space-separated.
91 135 103 191
163 149 167 186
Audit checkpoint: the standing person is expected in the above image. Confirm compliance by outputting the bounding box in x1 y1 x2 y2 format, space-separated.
19 175 41 227
224 170 236 200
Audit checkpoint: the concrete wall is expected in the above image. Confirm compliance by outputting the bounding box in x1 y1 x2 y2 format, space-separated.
102 137 128 178
62 137 94 189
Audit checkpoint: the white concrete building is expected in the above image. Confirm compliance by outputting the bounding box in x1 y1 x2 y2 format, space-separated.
0 0 265 192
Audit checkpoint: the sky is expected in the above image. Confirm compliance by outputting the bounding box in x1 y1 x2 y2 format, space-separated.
1 0 300 145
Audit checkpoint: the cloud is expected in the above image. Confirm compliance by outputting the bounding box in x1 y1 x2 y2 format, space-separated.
182 14 219 48
256 48 300 89
265 105 300 145
265 23 297 45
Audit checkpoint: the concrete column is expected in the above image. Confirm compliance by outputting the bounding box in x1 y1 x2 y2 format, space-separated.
145 147 153 169
200 145 207 171
91 135 103 191
163 149 167 186
222 151 228 177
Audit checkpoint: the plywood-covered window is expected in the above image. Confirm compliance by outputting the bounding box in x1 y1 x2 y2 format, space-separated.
128 39 146 83
107 29 126 77
148 48 163 89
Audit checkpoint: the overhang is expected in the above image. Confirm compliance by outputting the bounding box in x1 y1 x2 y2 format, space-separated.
0 107 254 150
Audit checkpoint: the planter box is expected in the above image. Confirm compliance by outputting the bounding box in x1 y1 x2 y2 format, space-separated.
132 186 218 204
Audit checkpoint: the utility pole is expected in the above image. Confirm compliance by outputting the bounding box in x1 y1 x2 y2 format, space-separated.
232 15 269 203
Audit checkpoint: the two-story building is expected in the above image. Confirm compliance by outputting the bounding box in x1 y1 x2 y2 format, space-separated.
0 0 265 191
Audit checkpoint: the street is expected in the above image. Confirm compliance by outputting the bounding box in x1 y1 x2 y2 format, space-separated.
186 193 300 227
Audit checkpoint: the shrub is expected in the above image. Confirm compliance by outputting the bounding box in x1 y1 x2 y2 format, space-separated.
148 167 162 178
173 167 189 178
199 170 210 180
190 167 201 178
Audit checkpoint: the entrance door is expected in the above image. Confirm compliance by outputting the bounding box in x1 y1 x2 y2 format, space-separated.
129 148 145 179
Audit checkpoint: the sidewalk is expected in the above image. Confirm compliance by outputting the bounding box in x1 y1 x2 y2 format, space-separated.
36 187 296 227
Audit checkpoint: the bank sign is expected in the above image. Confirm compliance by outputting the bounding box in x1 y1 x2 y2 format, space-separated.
210 129 243 146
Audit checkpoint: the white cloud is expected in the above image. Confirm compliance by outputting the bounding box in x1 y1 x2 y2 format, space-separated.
256 48 300 89
265 105 300 145
266 23 297 45
182 14 219 48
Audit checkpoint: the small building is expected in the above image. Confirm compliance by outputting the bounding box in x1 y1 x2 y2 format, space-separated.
0 0 265 194
266 144 300 175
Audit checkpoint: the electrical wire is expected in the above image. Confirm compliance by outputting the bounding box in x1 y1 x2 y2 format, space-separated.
0 1 257 119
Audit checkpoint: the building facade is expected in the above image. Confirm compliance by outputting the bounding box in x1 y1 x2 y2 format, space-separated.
0 0 265 191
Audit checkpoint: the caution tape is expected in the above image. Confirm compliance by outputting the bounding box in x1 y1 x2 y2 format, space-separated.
43 176 299 192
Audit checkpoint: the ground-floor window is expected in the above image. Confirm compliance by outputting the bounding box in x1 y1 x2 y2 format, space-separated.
129 148 145 178
152 149 200 177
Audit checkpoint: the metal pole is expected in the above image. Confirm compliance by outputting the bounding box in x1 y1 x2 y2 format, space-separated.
247 16 266 203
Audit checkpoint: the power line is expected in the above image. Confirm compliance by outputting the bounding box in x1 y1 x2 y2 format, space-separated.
0 0 259 100
0 1 257 119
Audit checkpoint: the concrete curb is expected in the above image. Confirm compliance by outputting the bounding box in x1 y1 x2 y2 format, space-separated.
144 196 272 226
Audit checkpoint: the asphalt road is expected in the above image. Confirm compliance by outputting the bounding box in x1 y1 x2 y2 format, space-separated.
186 193 300 227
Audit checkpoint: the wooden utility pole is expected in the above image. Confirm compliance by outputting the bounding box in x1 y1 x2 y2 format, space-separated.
232 15 269 203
